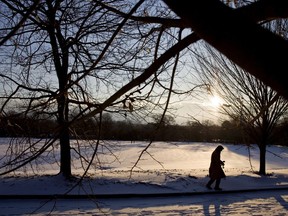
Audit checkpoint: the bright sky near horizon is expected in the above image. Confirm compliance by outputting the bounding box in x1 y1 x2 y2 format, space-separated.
171 93 226 125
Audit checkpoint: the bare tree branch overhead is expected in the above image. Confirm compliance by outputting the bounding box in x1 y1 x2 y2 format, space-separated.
163 0 288 99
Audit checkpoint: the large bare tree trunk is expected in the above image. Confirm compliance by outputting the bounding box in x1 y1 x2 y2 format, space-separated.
58 93 71 178
259 144 266 175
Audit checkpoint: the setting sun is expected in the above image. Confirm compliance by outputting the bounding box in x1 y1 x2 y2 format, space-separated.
210 95 223 108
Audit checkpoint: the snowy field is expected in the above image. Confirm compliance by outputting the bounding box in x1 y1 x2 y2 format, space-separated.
1 139 288 215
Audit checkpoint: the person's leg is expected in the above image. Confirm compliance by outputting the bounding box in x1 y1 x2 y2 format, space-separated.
206 179 215 189
214 179 222 190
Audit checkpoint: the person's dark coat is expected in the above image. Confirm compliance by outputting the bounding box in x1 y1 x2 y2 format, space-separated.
209 146 226 180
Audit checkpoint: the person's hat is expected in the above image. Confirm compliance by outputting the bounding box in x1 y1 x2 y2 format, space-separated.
216 145 224 151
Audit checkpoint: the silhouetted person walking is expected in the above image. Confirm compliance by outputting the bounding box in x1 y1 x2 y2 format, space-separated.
206 145 226 190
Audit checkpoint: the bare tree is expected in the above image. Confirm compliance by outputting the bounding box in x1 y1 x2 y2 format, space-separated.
194 43 288 175
161 0 288 175
0 0 199 178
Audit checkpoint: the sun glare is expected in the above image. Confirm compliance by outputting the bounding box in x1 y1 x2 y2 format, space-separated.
211 95 222 108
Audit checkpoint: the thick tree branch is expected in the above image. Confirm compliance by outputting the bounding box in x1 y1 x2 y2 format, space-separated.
163 0 288 99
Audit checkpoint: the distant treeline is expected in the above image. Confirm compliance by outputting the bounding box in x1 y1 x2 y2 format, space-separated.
1 114 288 146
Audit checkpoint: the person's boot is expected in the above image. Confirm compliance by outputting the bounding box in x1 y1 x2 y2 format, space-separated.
206 179 214 189
206 184 212 189
214 187 222 191
214 179 222 190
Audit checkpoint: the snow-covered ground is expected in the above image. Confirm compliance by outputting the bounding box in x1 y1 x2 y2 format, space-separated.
1 140 288 215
